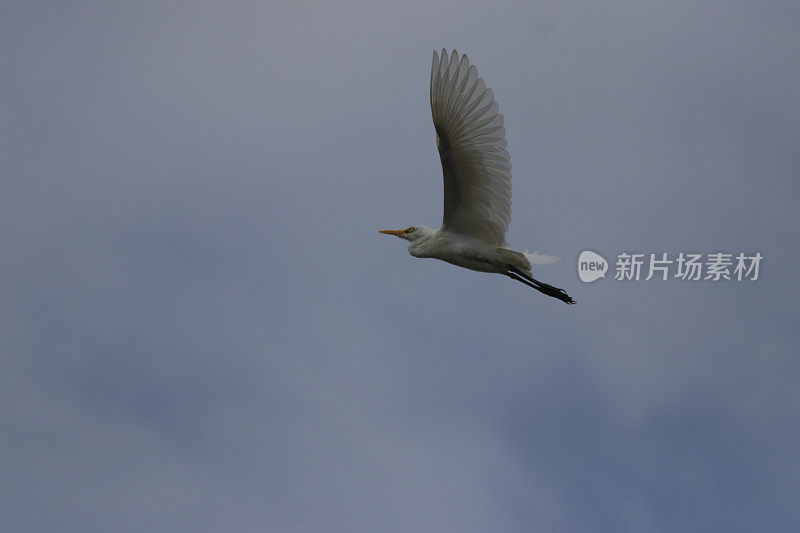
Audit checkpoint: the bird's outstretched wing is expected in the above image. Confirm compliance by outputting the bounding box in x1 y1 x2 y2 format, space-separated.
431 49 512 246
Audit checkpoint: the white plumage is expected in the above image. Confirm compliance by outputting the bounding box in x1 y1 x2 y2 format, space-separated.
431 49 511 247
380 49 575 304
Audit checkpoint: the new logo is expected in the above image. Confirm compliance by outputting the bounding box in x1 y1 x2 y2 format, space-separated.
578 250 608 283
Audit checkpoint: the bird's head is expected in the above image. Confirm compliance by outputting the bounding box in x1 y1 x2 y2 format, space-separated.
378 226 431 243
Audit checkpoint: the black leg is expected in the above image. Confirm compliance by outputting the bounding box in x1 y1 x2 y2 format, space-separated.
506 266 576 304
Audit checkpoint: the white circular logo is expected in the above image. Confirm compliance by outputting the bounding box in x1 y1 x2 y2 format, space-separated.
577 250 608 282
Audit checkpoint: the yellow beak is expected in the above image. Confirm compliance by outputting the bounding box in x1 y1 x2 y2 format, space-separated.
379 229 405 236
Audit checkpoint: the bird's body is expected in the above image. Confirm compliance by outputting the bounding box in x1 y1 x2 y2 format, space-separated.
380 50 575 304
402 225 527 274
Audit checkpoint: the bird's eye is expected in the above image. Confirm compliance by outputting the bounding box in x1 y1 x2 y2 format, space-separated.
406 227 414 233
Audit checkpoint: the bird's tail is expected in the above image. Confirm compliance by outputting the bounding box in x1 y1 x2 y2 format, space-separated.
524 250 561 266
497 248 561 272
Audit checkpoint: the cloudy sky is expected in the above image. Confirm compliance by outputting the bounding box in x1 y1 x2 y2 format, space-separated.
3 1 799 531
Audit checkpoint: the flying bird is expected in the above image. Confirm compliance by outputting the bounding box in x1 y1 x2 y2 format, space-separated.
380 49 575 304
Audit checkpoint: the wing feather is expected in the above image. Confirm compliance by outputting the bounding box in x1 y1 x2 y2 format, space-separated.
430 49 512 246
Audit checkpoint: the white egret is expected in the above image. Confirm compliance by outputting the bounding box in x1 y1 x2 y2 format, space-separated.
380 49 575 304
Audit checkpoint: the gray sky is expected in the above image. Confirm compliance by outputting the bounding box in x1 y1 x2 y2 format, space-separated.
3 1 799 531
